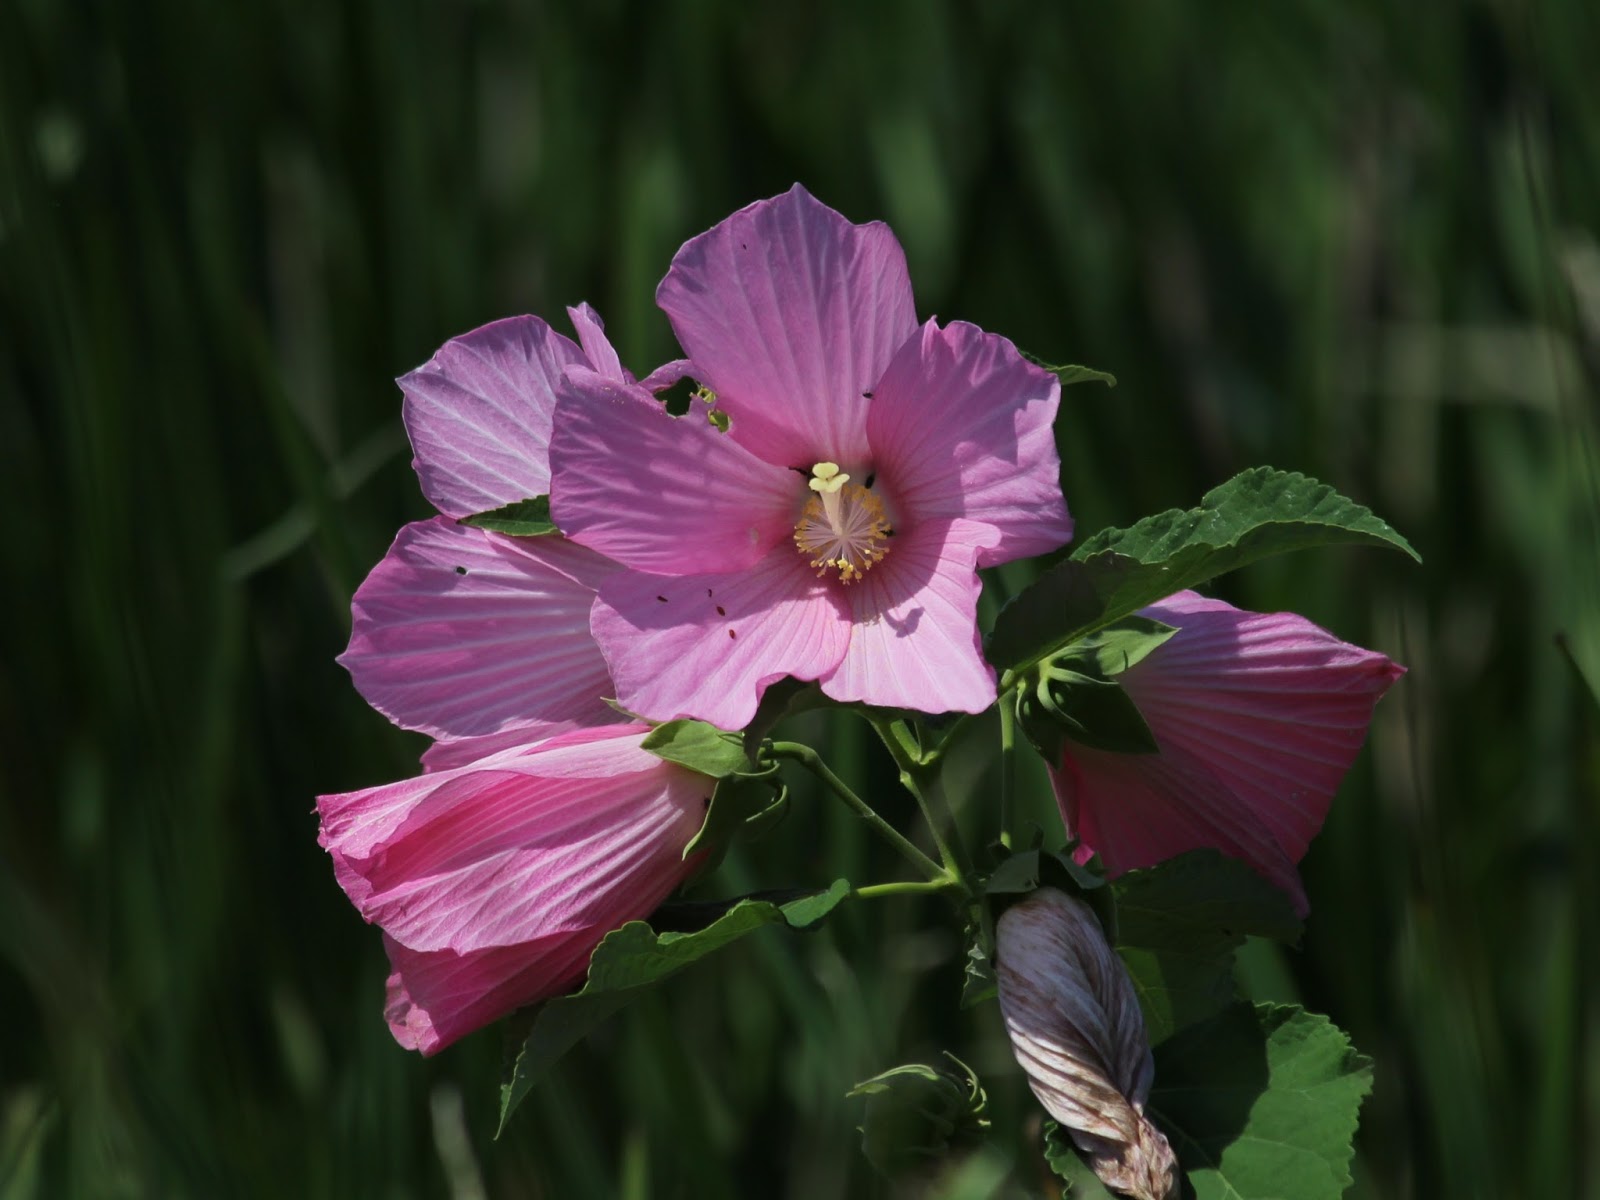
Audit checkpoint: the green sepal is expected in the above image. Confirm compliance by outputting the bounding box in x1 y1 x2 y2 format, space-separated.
498 880 850 1134
683 768 788 863
1018 667 1160 758
848 1053 991 1178
640 719 750 778
1011 617 1175 759
987 467 1419 675
458 496 558 537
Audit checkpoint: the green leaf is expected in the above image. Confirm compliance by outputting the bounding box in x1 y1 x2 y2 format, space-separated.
987 467 1419 674
1052 364 1118 388
1113 851 1301 1043
1066 615 1179 677
640 719 750 778
1020 351 1118 389
458 496 557 536
498 880 850 1132
1150 1004 1372 1200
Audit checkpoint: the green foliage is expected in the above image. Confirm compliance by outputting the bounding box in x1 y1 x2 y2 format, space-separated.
685 769 789 862
458 496 558 536
499 880 851 1132
848 1055 991 1178
1150 1005 1373 1200
1041 1001 1370 1199
640 719 752 777
987 468 1419 674
1020 355 1118 389
1112 852 1303 1043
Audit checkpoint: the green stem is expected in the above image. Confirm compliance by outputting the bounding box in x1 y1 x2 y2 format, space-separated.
866 716 974 895
998 688 1017 851
769 741 946 883
854 879 960 900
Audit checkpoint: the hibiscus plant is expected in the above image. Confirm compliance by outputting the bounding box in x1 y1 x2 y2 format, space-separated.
319 186 1415 1199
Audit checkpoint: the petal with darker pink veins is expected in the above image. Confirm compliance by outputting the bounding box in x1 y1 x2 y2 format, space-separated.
656 184 917 468
338 518 620 742
866 319 1072 567
382 931 599 1056
317 726 709 954
590 548 853 730
818 519 996 714
1051 740 1308 915
400 315 586 518
549 367 800 575
1123 591 1404 862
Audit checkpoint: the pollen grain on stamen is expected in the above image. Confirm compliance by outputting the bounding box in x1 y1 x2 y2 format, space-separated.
793 469 892 585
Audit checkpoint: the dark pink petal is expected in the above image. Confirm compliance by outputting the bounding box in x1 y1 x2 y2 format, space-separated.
656 184 918 467
548 367 800 575
566 303 627 383
400 315 586 518
318 726 708 955
819 519 997 714
1122 591 1405 862
338 518 620 742
382 931 598 1056
867 319 1072 568
1051 741 1307 914
421 725 567 772
590 548 852 730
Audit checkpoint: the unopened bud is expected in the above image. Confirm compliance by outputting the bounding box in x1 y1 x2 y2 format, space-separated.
996 888 1178 1200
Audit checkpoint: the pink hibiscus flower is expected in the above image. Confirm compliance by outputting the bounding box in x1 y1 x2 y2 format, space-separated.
1050 591 1404 914
317 724 711 1055
341 304 689 761
548 185 1074 730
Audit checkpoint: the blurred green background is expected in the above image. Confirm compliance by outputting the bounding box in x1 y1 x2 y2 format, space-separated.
3 1 1597 1196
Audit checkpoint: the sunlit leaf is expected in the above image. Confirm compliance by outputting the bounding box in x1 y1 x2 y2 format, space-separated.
641 719 751 777
458 495 558 536
1150 1004 1372 1200
988 468 1419 674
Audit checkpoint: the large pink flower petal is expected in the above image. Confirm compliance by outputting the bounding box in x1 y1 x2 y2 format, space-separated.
400 315 587 518
318 726 708 955
656 184 918 467
338 518 620 742
382 931 599 1056
1051 741 1307 914
818 519 997 714
591 548 853 729
867 319 1072 568
1122 591 1405 862
548 367 801 575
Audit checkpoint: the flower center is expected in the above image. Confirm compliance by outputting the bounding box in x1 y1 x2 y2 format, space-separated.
793 462 891 584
